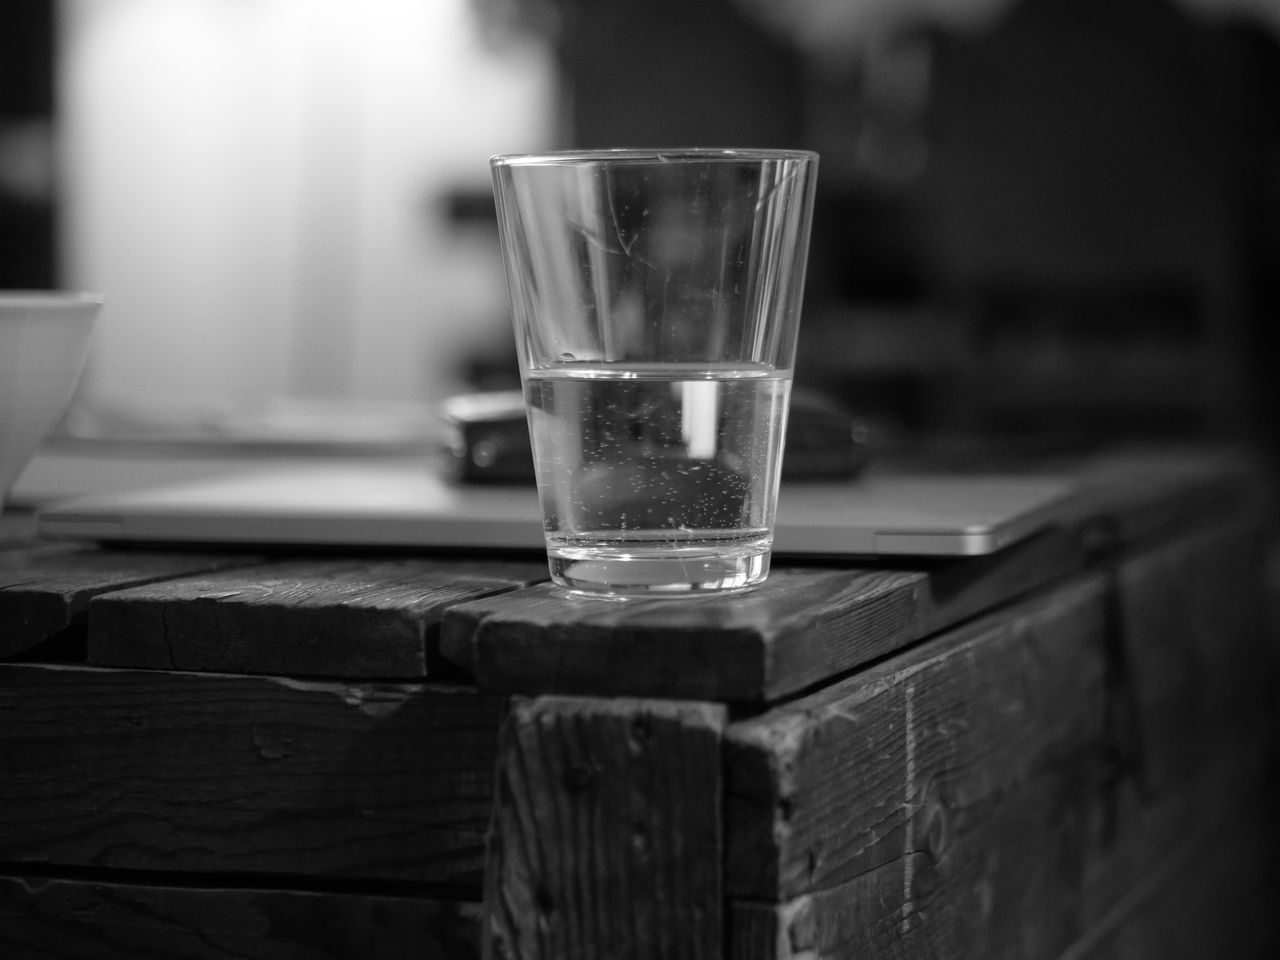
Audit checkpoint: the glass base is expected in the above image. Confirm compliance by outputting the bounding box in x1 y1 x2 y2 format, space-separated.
547 541 771 598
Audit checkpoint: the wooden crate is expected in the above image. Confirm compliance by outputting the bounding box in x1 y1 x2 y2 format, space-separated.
1 450 1275 958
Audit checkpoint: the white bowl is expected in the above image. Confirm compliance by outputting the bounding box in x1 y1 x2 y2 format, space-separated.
1 291 103 508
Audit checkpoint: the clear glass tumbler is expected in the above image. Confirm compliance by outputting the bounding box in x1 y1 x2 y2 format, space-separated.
490 148 818 597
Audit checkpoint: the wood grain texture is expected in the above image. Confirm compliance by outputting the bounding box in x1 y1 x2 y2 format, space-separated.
728 745 1275 960
1 546 263 659
0 875 482 960
442 526 1086 703
0 663 505 886
726 574 1111 903
484 696 726 960
441 451 1263 703
88 557 547 679
724 518 1275 959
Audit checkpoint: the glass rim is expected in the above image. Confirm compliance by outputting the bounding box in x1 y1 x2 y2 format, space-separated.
491 147 819 167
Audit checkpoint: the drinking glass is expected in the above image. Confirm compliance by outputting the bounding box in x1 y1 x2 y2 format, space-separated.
490 149 818 596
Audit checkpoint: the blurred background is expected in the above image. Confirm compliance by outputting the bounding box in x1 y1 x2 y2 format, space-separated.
3 0 1279 459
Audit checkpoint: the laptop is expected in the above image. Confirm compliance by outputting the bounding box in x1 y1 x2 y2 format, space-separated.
32 455 1075 558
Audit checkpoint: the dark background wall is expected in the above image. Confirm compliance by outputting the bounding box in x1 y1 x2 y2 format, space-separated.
0 0 56 289
7 0 1280 453
539 0 1280 450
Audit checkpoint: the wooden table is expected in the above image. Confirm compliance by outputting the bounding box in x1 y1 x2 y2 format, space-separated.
1 449 1277 959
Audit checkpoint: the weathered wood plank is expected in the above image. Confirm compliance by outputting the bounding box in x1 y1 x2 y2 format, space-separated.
484 696 725 960
444 567 916 702
442 525 1086 703
88 557 547 679
728 768 1274 960
724 518 1274 959
731 515 1270 901
0 663 505 885
729 780 1099 960
0 545 263 659
441 452 1262 703
726 574 1111 903
0 875 482 959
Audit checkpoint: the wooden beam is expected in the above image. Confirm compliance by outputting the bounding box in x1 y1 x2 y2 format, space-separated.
0 663 505 886
88 557 546 679
442 527 1085 704
723 518 1275 958
0 874 481 960
726 575 1111 903
441 452 1262 703
484 696 725 960
0 545 263 658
